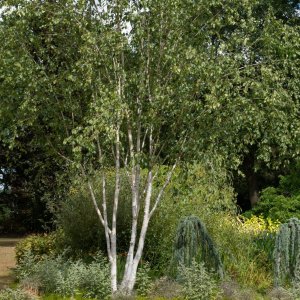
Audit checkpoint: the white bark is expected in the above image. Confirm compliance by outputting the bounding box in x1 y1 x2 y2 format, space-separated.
108 126 121 293
84 3 181 293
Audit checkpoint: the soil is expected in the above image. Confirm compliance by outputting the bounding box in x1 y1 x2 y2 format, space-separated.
0 238 22 290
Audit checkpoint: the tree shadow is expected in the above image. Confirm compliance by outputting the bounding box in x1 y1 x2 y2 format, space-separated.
0 238 22 247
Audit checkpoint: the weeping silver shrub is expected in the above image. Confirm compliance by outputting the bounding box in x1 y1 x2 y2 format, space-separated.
274 218 300 285
173 215 224 278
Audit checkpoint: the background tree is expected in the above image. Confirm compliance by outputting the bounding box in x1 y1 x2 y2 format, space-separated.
181 0 300 208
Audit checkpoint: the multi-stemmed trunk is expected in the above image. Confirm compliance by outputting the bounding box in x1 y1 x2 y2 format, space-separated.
86 132 176 294
82 1 180 293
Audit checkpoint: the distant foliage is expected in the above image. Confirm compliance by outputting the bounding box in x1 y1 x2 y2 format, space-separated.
0 204 12 228
173 216 224 278
274 218 300 285
247 164 300 223
248 187 300 223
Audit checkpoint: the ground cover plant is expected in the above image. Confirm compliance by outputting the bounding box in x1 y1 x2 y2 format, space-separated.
16 252 111 299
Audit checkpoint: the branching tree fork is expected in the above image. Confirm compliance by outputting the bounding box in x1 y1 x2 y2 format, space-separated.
65 0 190 293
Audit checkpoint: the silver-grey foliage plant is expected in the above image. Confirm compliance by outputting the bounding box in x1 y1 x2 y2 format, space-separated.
274 217 300 286
173 215 224 278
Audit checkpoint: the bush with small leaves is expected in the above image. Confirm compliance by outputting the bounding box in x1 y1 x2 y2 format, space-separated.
15 251 39 281
0 288 35 300
135 262 153 297
16 252 111 299
76 253 111 299
179 260 218 300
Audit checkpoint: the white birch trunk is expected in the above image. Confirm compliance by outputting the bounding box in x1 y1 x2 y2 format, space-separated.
110 120 121 293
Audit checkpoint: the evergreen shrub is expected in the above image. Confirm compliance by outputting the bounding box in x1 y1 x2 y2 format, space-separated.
274 218 300 286
173 215 224 278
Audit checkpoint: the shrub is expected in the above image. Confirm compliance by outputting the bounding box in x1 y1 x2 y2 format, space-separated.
0 288 35 300
17 252 111 299
135 262 153 296
56 172 132 254
274 218 300 286
246 164 300 223
16 251 39 281
15 233 60 263
173 216 224 278
178 260 218 300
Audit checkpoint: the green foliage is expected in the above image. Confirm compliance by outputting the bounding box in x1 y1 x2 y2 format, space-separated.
211 215 278 291
274 218 300 286
56 186 104 253
0 288 35 300
135 262 153 297
173 216 224 279
42 295 96 300
2 0 298 294
15 233 60 263
56 171 132 254
0 203 12 223
16 252 111 299
54 163 234 272
246 165 300 223
143 163 235 273
179 260 218 300
0 203 13 232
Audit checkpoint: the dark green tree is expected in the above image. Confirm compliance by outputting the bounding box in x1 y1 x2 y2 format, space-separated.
173 215 224 278
182 0 300 207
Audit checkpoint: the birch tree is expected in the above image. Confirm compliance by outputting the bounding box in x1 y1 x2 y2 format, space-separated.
0 0 194 293
64 0 194 294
